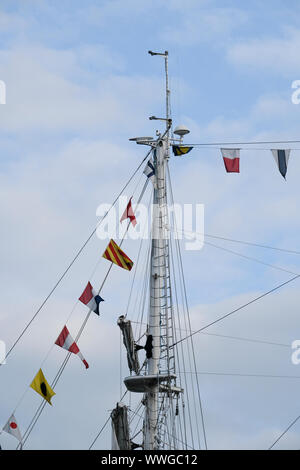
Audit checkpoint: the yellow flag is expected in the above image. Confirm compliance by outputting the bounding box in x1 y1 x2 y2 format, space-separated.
102 239 133 271
30 368 55 405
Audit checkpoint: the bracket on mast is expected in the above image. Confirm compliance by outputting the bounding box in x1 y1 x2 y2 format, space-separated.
148 50 168 57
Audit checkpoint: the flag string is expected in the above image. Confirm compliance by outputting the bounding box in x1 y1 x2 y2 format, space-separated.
3 148 152 365
14 159 153 449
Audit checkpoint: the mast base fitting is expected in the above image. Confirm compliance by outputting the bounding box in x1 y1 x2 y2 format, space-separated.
124 374 176 393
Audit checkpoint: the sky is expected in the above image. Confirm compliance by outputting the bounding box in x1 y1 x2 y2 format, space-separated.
1 0 300 450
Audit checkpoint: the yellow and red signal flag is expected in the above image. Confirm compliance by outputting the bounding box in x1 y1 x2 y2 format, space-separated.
120 197 137 227
102 239 133 271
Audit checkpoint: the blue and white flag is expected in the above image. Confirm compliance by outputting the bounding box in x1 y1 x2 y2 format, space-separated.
143 157 156 187
271 149 290 179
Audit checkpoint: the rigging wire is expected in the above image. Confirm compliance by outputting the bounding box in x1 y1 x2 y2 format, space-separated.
183 139 300 146
204 240 299 276
10 244 108 421
167 242 187 449
127 409 194 450
173 227 300 276
10 163 150 435
167 162 207 450
175 147 300 150
172 274 300 348
177 371 300 380
125 189 152 318
168 198 194 449
18 167 152 448
198 332 290 349
268 414 300 450
176 228 300 257
4 149 152 364
130 320 291 349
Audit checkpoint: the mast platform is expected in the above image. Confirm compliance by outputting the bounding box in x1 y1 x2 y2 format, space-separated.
124 374 176 393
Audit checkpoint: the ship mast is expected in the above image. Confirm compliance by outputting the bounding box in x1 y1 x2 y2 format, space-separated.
124 51 188 450
144 50 171 450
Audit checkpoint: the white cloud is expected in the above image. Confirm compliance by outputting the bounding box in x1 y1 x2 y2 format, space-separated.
227 27 300 75
0 10 27 33
0 43 162 135
161 7 247 46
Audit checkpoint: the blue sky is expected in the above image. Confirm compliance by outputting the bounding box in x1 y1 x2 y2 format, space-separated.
1 0 300 450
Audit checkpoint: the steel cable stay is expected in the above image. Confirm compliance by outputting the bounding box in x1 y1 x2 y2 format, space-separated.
169 206 196 449
163 177 196 449
170 214 201 449
167 162 208 450
85 151 300 451
15 169 152 449
183 139 300 146
88 388 129 450
167 202 300 451
130 320 291 349
173 227 300 257
7 48 300 452
173 215 205 450
177 371 300 380
10 166 150 445
3 149 153 365
168 240 189 449
163 166 187 450
172 274 300 349
268 414 300 450
204 240 299 276
87 184 154 450
120 408 194 451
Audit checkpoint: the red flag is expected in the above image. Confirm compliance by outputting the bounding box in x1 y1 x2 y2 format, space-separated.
221 148 240 173
55 325 89 369
120 198 137 227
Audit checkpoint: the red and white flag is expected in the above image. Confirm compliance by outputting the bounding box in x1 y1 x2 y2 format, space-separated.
3 414 22 442
221 148 240 173
55 326 89 369
120 198 137 227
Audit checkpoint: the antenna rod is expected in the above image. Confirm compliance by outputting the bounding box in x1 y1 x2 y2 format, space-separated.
148 50 170 156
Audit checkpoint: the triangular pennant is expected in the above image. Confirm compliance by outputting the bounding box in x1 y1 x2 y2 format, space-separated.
55 326 89 369
120 198 137 227
271 149 290 179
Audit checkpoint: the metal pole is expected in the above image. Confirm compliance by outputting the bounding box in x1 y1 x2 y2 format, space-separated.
165 51 170 161
144 139 167 449
144 50 171 450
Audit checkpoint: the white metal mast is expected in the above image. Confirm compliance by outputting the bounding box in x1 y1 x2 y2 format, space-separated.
125 51 188 450
144 50 171 450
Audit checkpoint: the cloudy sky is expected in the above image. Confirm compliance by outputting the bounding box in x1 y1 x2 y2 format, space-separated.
1 0 300 450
